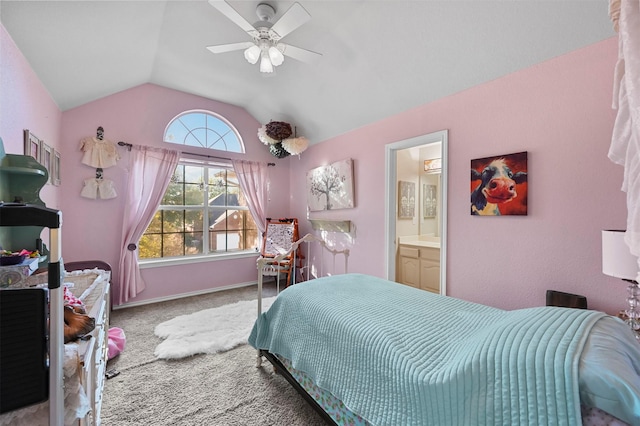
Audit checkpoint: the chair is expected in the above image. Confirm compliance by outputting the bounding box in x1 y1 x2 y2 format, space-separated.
259 218 300 289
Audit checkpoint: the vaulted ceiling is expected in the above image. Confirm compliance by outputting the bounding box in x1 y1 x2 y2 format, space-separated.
0 1 615 144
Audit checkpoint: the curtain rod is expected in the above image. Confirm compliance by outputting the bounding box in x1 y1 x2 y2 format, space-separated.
117 141 275 166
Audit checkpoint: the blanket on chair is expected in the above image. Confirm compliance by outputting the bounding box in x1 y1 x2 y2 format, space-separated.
249 273 606 426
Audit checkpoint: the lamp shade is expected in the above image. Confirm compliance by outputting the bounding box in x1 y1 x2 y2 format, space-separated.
268 46 284 66
244 45 261 65
602 230 639 280
260 53 274 73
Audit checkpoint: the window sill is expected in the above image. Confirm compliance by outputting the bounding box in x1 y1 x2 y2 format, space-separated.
138 250 259 269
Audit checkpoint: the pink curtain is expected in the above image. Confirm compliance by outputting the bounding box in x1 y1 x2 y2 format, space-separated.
116 146 179 305
232 159 270 240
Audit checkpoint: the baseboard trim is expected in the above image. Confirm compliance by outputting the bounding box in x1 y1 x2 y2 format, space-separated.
113 280 259 310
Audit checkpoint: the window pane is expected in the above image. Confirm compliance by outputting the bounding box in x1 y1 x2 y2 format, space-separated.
209 230 226 251
208 168 227 205
185 128 206 148
185 231 203 254
183 183 204 205
140 157 257 259
146 211 162 233
241 211 259 250
223 135 241 152
162 165 185 205
163 233 184 257
163 182 185 205
164 111 244 153
185 210 204 233
226 210 242 231
245 210 257 230
209 207 227 232
139 234 161 259
165 122 188 144
163 210 184 233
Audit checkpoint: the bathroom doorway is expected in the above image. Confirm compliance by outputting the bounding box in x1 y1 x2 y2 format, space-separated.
384 130 448 294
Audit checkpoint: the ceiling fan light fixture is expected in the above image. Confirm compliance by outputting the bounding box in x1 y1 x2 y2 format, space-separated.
244 45 261 64
208 1 321 73
260 53 274 73
268 46 284 66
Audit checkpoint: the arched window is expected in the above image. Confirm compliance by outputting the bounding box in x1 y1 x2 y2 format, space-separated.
139 110 258 262
164 110 244 153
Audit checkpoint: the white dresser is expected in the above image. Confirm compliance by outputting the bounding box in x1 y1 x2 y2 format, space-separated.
0 268 110 426
65 268 111 426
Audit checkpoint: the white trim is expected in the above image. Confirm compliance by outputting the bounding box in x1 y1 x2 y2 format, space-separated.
139 250 259 269
113 280 258 310
384 130 448 295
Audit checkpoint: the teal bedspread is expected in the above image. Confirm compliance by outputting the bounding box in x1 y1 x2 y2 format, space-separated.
249 274 617 425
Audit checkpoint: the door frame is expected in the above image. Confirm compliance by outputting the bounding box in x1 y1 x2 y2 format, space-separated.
384 129 448 295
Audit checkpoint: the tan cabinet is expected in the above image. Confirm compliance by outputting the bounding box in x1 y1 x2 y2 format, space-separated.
398 247 420 288
419 247 440 293
397 244 440 294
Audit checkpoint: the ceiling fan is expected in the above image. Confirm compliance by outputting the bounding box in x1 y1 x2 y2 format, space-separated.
206 0 322 73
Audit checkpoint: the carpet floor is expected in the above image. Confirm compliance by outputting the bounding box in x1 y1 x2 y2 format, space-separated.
101 283 327 425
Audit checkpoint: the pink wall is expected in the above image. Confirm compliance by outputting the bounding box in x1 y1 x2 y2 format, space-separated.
289 37 627 315
0 25 61 210
2 20 629 314
59 83 291 305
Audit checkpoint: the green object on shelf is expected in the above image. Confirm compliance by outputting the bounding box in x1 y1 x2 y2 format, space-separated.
0 137 50 265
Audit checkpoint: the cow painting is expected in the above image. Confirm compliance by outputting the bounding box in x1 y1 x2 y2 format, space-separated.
470 151 528 216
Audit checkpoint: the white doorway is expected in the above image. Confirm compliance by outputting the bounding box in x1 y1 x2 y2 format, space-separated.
384 130 448 294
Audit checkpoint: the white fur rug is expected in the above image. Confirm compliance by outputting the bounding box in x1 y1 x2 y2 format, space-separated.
154 296 276 360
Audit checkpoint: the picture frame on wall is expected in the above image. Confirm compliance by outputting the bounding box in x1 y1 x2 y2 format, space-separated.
40 141 52 183
423 184 437 218
470 151 528 216
398 180 415 219
23 129 41 160
52 149 61 186
306 158 355 211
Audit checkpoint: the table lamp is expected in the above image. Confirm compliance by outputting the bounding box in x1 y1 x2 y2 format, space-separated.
602 229 640 340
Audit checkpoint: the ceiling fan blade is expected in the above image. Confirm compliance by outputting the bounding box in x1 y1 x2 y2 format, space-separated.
278 43 322 64
208 0 258 37
206 41 255 54
269 2 311 40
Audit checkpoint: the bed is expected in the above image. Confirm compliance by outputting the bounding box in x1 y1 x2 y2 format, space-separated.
249 273 640 426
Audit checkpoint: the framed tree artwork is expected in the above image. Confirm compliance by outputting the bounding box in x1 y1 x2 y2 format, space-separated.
307 158 355 211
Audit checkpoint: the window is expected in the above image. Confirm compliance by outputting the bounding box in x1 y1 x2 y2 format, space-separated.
164 110 244 153
139 110 257 260
139 161 259 259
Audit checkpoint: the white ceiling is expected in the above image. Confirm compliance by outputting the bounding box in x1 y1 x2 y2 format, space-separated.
0 0 615 144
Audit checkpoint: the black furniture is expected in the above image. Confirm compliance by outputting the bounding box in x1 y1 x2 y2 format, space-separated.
546 289 588 309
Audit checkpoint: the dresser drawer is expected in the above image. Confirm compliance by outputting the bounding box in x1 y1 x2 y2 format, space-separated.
419 247 439 261
399 247 419 258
